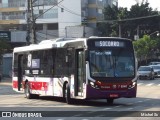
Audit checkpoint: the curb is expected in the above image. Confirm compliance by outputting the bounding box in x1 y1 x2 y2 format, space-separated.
0 82 12 86
0 77 12 86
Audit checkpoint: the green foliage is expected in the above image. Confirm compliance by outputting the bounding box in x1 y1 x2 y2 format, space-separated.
97 5 120 37
97 2 160 39
133 35 158 62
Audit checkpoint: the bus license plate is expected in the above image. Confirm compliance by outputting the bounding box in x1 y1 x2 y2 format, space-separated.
109 94 118 98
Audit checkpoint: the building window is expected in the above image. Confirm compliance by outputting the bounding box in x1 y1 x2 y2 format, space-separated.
98 9 102 14
43 9 58 19
47 23 58 30
36 24 43 30
61 8 64 12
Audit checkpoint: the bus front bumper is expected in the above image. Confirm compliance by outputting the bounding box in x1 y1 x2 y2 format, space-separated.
86 85 137 99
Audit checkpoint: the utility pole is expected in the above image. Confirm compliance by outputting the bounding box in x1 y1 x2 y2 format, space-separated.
26 0 37 44
83 17 87 38
119 24 122 37
30 0 37 44
26 0 31 45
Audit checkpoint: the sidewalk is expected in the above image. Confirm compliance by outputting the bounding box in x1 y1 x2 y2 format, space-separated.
0 77 12 86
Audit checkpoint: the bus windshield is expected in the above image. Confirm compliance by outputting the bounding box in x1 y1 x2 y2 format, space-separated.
89 48 135 78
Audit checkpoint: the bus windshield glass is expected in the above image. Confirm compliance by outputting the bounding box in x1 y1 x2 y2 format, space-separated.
89 48 135 78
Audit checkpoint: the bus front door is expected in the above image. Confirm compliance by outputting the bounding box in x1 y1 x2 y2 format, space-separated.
75 50 85 97
17 54 23 91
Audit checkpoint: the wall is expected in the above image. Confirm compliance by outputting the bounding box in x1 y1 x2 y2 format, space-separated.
58 0 82 37
2 53 12 77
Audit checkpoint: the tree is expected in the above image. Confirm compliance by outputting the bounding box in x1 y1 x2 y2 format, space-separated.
126 3 159 39
133 35 157 64
97 2 160 40
97 5 119 37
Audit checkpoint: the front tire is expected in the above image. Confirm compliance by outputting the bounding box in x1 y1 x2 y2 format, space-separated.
24 82 39 99
65 83 73 104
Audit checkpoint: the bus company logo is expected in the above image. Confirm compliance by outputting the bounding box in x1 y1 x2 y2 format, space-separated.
2 112 11 117
1 112 42 117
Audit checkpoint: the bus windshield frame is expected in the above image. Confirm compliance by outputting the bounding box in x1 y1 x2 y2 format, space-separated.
87 38 135 79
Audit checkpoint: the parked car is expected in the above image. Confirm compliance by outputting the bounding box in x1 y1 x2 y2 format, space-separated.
148 62 160 65
149 65 160 77
137 66 155 80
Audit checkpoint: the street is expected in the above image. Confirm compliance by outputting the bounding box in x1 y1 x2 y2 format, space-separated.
0 78 160 120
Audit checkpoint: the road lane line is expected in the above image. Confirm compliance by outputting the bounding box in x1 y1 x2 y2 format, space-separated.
126 103 133 105
138 83 143 86
137 101 143 103
126 108 134 110
115 105 122 108
146 83 154 86
101 108 112 110
72 114 83 117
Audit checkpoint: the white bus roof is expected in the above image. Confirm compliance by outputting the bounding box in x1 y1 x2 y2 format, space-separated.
13 37 131 53
13 38 86 53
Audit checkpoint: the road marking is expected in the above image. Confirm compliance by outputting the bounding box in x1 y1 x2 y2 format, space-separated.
146 83 154 86
72 114 83 117
144 99 151 101
97 115 105 117
126 103 133 105
101 108 112 110
137 101 143 103
137 83 143 86
115 105 122 108
87 111 96 114
126 108 134 110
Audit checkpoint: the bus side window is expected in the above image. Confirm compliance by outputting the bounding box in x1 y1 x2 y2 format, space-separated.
22 54 28 75
67 48 75 75
13 53 18 77
54 48 67 77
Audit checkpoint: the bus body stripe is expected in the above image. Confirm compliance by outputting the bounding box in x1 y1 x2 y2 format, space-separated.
12 81 48 91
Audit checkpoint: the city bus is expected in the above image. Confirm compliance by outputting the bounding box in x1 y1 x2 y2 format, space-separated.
12 37 137 104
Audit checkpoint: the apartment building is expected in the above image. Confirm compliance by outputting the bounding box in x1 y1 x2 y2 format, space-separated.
0 0 118 44
82 0 118 28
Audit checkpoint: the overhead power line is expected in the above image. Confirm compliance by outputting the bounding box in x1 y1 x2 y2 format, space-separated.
97 14 160 23
58 4 81 16
27 0 64 44
34 0 64 20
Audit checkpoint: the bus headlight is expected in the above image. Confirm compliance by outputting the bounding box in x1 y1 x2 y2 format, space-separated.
89 81 100 89
128 81 136 89
90 81 94 86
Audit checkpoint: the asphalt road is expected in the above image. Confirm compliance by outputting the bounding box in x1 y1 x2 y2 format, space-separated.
0 78 160 120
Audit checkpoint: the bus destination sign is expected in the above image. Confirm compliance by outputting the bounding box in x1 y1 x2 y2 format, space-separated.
95 41 125 47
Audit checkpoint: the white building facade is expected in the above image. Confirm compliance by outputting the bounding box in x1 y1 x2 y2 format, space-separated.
0 0 117 43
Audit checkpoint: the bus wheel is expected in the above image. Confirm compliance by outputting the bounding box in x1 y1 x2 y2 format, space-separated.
107 98 114 104
65 83 73 104
24 82 35 99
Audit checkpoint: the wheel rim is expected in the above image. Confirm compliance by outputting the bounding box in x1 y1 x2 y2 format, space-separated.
25 85 29 97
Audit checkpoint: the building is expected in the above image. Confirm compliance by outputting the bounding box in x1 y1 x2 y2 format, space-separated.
0 0 118 44
82 0 118 28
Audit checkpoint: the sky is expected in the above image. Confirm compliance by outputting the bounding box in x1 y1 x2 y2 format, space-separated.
118 0 160 11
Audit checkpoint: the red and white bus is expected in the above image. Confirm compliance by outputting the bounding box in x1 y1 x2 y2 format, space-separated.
12 37 137 104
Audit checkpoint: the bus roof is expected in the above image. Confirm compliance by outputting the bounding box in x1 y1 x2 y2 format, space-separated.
13 38 86 53
13 37 131 53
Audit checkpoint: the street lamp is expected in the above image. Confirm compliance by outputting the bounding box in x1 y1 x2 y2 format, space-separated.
149 31 159 37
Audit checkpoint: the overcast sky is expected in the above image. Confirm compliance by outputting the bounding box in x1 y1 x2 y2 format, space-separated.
118 0 160 10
